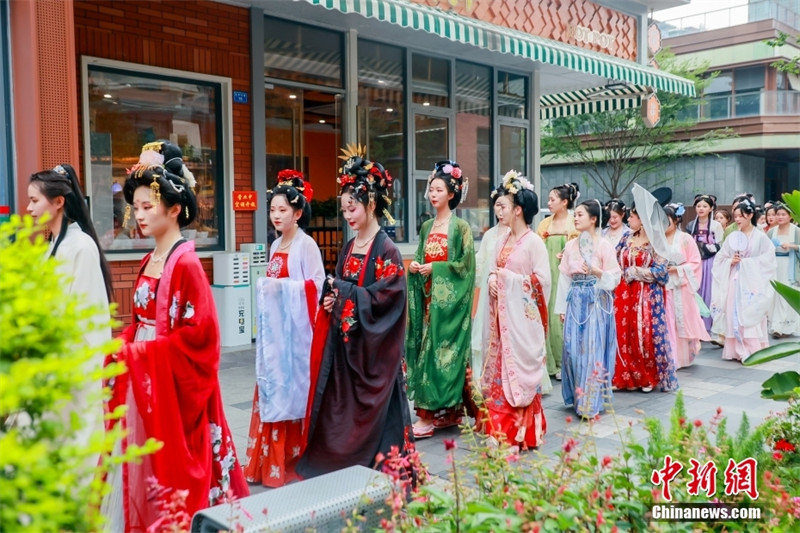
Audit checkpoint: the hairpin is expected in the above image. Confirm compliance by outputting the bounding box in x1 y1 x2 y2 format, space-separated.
150 175 161 205
123 204 131 228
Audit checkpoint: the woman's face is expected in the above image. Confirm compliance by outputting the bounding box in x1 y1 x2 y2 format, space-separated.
547 190 567 214
766 209 777 226
269 194 300 233
26 183 63 230
714 211 728 226
695 200 712 218
341 192 369 232
428 178 453 211
628 211 642 232
494 195 520 228
776 209 791 227
608 210 623 230
132 185 180 238
734 208 753 230
573 205 594 232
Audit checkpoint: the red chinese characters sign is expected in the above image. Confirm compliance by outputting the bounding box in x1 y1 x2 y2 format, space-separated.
233 191 257 211
413 0 638 61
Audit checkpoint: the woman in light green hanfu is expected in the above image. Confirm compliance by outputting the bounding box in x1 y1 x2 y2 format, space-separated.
406 160 475 439
536 183 579 381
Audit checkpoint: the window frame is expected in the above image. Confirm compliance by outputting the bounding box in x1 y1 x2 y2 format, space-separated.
81 56 236 259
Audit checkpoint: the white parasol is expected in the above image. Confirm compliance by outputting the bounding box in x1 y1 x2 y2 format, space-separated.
631 183 670 260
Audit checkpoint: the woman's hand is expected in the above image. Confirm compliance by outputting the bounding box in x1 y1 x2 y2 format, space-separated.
731 252 741 266
418 263 433 276
488 273 498 299
322 294 335 313
668 266 678 275
559 314 565 323
409 261 421 274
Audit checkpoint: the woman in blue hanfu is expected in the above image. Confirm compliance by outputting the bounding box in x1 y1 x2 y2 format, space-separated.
556 200 621 417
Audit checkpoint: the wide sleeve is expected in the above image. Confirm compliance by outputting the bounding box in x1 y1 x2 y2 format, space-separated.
300 235 326 297
674 233 703 292
711 220 724 243
710 238 734 334
536 217 550 238
596 240 622 292
122 256 219 375
554 273 571 315
737 233 777 328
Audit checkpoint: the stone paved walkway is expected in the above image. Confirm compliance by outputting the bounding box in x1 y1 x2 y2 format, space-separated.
218 340 799 493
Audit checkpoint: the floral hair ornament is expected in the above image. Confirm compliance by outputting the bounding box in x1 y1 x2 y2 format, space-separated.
271 169 314 203
502 169 534 196
426 161 468 203
667 203 686 218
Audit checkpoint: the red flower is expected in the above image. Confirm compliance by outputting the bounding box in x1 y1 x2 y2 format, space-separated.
563 437 578 453
775 439 796 452
773 452 784 461
277 168 303 181
341 321 351 333
693 419 703 428
679 417 686 426
565 415 573 423
444 439 457 451
301 179 314 202
602 456 612 468
346 256 362 276
375 257 384 278
385 264 398 278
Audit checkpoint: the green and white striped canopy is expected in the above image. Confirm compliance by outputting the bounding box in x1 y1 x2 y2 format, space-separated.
540 84 651 119
300 0 696 97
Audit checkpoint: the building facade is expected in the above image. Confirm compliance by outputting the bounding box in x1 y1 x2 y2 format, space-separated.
4 0 690 323
542 0 800 206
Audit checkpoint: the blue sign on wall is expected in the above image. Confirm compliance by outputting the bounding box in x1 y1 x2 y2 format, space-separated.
233 91 249 104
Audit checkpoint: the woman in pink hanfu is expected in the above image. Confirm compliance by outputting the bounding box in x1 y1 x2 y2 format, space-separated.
482 172 550 449
662 204 710 369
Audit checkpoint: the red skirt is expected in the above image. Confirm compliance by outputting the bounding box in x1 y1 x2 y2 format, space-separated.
484 394 546 449
243 387 304 488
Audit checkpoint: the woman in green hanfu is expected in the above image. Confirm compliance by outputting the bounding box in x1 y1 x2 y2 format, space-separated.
406 160 475 439
536 183 580 383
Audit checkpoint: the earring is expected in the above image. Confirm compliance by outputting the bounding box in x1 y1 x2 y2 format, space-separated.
185 206 189 219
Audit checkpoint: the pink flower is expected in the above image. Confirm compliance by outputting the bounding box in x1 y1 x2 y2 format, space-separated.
514 500 525 515
602 456 612 468
563 437 578 453
451 166 462 179
575 387 584 398
444 439 457 451
506 453 520 464
442 164 453 175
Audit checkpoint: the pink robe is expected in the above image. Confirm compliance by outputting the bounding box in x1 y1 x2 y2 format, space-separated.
664 231 710 369
481 228 551 448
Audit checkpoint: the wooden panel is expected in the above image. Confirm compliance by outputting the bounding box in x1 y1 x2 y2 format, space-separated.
412 0 638 61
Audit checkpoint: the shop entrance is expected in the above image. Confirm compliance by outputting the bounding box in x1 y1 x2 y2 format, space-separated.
266 84 342 271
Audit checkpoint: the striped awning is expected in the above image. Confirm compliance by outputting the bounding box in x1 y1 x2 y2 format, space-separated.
299 0 696 97
540 84 651 119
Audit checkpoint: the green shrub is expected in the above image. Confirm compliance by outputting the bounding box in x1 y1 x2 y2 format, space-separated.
0 215 158 532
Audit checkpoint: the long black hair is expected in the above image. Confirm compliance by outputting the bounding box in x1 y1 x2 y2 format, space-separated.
29 164 114 300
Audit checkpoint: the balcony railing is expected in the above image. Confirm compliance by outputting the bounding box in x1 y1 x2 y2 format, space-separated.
679 90 800 122
658 0 799 38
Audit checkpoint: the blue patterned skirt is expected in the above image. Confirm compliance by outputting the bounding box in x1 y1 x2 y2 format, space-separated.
562 276 617 417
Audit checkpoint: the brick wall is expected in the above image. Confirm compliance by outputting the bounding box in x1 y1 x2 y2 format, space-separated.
73 0 252 325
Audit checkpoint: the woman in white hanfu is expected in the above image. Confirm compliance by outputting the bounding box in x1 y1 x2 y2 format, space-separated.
767 204 800 338
244 170 325 488
663 204 710 369
711 199 776 362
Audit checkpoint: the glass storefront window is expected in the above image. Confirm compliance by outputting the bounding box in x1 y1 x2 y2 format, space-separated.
455 61 491 239
414 114 449 171
265 17 343 88
500 125 527 176
412 54 449 107
497 71 528 119
358 40 406 241
87 66 223 252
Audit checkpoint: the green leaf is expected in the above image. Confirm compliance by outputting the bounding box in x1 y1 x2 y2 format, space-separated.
782 191 800 226
743 342 800 366
760 371 800 401
771 280 800 314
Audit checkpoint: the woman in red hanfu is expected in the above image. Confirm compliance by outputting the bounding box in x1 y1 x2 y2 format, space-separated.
243 170 324 487
103 141 248 531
